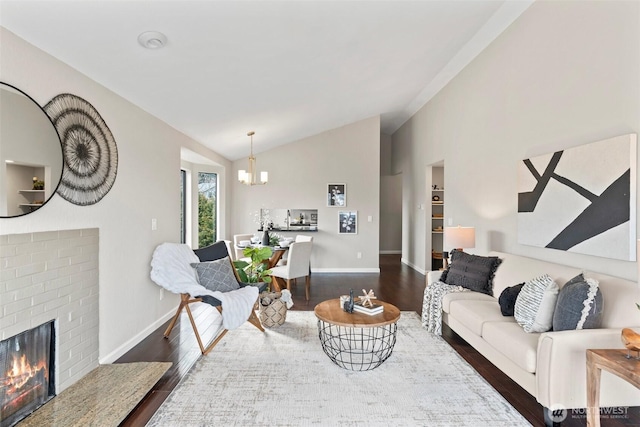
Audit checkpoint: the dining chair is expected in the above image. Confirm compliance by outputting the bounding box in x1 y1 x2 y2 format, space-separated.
294 234 313 273
233 233 254 261
223 240 234 261
270 241 313 300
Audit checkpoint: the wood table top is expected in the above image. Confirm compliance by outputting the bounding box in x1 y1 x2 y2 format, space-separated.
314 298 400 327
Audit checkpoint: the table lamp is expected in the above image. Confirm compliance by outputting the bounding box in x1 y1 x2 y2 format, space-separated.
444 226 476 268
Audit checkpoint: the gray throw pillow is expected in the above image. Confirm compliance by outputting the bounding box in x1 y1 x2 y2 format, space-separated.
441 251 502 296
191 257 239 293
514 274 559 333
552 274 603 331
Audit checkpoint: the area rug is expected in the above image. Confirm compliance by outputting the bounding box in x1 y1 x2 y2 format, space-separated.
147 311 531 426
21 361 171 427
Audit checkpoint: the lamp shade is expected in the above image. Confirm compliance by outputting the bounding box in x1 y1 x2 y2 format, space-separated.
445 226 476 250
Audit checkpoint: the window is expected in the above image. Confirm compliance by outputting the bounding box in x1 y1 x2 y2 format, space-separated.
198 172 217 247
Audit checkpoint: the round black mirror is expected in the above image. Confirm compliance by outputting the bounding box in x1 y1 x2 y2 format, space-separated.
0 82 63 217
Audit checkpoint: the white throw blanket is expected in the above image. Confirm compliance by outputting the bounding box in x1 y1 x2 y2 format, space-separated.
421 281 469 335
279 289 294 309
208 286 259 330
150 243 258 330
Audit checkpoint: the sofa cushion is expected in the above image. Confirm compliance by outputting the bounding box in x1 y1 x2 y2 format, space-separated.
441 291 496 313
482 321 539 373
440 251 502 296
498 283 525 316
448 300 512 336
191 257 240 293
514 274 559 333
553 275 603 331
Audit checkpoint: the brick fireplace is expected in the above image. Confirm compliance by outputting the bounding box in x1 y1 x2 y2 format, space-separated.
0 228 99 401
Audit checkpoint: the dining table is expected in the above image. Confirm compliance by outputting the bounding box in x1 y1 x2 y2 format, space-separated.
265 246 288 269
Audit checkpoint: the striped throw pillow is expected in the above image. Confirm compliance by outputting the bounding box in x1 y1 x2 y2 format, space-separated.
514 274 559 333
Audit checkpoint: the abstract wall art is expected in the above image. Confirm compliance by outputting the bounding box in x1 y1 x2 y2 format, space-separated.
45 93 118 206
517 134 637 261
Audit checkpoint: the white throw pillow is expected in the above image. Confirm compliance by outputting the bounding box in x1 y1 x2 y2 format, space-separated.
514 274 559 333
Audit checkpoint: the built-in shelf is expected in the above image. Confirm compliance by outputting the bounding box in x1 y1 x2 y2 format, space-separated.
18 189 46 211
431 172 444 270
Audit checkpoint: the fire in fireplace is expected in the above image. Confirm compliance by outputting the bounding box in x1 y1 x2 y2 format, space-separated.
0 321 55 427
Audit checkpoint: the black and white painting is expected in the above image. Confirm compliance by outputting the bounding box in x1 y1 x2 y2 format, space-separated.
327 183 346 207
339 211 357 234
518 134 636 261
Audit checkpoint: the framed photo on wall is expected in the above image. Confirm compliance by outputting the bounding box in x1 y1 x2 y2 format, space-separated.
327 183 346 207
339 211 357 234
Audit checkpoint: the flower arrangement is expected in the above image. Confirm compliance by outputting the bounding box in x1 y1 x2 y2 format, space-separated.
252 209 274 230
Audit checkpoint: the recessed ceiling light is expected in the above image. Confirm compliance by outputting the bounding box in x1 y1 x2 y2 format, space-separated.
138 31 167 49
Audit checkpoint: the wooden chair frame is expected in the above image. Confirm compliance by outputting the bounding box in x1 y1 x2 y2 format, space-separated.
163 293 264 355
161 241 265 355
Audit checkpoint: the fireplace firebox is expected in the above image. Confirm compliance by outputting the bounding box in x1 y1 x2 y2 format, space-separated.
0 321 55 427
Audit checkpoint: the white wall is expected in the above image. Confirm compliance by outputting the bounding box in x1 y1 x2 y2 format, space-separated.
392 1 640 280
231 117 381 272
0 27 232 362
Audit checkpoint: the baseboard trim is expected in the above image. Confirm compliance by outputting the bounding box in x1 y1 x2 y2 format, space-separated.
380 250 402 254
312 268 380 273
100 307 176 364
401 258 427 275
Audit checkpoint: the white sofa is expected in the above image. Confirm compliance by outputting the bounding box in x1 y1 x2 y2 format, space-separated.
427 251 640 412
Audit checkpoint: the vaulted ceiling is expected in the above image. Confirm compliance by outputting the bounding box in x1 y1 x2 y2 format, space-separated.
0 1 531 160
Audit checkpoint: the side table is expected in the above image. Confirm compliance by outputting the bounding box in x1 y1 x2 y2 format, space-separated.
314 299 401 371
586 349 640 427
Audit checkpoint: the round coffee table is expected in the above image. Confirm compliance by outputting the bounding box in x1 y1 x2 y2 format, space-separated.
314 298 401 371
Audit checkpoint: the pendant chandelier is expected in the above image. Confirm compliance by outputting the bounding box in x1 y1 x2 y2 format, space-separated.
238 131 268 185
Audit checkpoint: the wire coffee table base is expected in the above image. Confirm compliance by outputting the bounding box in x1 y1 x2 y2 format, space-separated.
316 319 398 371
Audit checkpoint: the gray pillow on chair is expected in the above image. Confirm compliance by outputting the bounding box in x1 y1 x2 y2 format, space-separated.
191 256 239 293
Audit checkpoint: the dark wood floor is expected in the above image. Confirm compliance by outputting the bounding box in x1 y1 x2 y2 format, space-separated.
117 255 638 427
